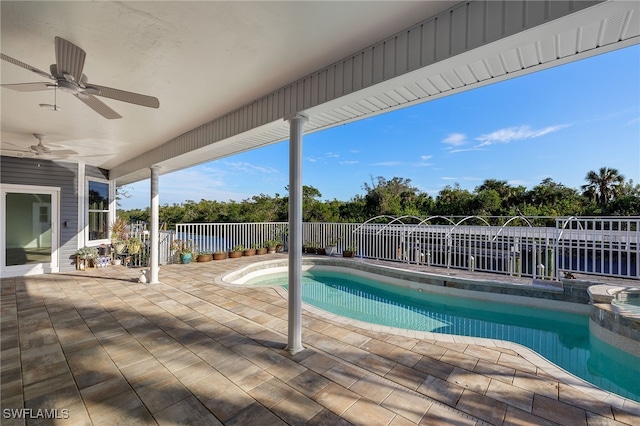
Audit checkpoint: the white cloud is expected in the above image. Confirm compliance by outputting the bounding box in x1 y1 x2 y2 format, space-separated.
420 155 433 160
475 124 569 147
440 176 481 182
448 147 485 154
339 160 359 165
442 133 467 146
325 152 340 158
121 167 254 208
225 161 279 175
371 161 402 166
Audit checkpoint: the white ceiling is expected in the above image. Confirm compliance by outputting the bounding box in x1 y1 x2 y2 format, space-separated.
1 1 638 186
1 1 456 169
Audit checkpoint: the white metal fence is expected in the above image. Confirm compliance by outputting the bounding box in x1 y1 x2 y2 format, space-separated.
166 217 638 280
556 217 639 279
129 222 174 266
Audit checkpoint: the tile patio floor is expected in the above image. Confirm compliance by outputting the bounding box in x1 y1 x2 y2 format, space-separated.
1 254 639 425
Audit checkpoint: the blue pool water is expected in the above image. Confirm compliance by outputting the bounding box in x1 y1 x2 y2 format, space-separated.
247 270 640 402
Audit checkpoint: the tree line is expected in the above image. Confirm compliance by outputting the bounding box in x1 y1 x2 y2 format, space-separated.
119 167 640 228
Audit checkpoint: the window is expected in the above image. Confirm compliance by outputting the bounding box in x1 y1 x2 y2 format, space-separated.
88 181 110 241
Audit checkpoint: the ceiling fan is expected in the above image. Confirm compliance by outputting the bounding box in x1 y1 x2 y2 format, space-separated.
2 134 78 159
1 36 159 119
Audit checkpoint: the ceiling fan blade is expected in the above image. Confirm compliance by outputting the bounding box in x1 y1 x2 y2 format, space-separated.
55 36 86 82
50 149 78 156
0 53 54 79
2 149 36 158
75 93 122 119
1 82 51 92
2 141 26 149
90 84 159 108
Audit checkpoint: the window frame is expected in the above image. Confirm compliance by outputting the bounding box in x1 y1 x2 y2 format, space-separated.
85 178 114 246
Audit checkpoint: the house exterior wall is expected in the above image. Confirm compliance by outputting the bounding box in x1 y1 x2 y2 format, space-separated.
0 155 108 273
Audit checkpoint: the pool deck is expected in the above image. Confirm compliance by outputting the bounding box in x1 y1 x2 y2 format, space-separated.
1 254 639 425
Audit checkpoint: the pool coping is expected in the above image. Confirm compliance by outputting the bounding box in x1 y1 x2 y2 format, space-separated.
215 257 640 415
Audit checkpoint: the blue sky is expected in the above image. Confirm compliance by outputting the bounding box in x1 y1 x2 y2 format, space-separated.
120 45 640 210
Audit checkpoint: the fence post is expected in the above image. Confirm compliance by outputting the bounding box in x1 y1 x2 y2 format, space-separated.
532 240 537 279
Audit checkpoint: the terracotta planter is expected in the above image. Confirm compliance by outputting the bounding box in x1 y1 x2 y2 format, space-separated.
342 250 355 258
228 251 242 258
315 248 326 255
243 249 256 256
267 246 277 254
213 252 227 260
255 248 267 255
196 254 212 262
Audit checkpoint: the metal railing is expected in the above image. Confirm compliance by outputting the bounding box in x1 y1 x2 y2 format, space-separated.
128 222 174 266
556 217 639 279
167 217 638 280
175 222 288 254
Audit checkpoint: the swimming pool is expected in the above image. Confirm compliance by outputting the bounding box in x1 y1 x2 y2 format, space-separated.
246 269 640 403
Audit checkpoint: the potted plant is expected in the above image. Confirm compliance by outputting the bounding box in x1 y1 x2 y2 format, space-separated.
243 245 256 256
303 241 315 254
196 251 213 262
274 226 287 252
110 218 129 254
213 251 227 260
343 243 357 258
254 243 267 255
264 240 277 254
74 246 99 270
262 240 276 254
229 244 244 258
126 236 143 255
325 237 339 256
171 239 196 264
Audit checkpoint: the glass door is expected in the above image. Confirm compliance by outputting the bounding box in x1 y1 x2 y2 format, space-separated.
1 185 59 277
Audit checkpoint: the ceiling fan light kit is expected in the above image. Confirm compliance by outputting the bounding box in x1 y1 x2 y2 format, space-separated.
39 85 61 111
1 36 160 119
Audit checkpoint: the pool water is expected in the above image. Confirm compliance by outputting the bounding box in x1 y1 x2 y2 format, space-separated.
247 270 640 402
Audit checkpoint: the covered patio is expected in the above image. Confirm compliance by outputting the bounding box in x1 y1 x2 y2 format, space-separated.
2 256 639 425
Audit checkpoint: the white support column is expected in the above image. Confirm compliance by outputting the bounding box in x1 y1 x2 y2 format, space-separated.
150 165 160 284
286 113 307 354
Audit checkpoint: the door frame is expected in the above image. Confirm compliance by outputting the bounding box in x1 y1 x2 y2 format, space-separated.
1 184 60 277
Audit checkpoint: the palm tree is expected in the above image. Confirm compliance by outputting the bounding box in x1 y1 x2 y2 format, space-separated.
581 167 625 209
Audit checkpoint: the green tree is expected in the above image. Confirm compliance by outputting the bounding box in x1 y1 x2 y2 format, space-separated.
474 179 526 214
472 189 501 215
581 167 625 210
434 183 474 216
362 176 423 217
527 178 581 217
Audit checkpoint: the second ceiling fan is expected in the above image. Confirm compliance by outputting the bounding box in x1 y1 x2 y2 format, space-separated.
1 36 160 119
